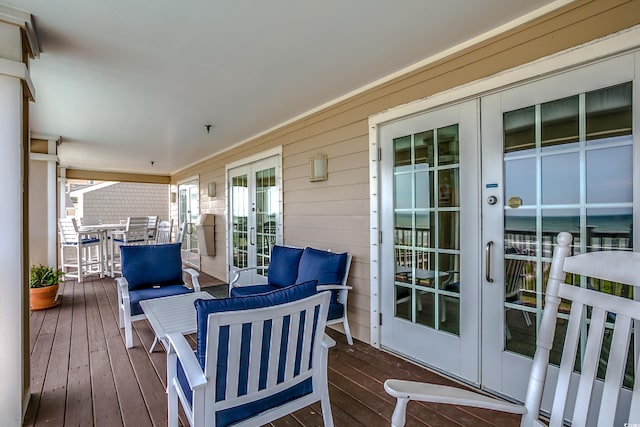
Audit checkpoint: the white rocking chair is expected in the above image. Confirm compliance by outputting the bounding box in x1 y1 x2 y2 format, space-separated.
385 232 640 427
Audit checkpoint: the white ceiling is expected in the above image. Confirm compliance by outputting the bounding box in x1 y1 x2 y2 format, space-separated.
6 0 562 175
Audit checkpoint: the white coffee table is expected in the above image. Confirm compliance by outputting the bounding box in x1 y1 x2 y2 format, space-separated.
139 291 214 352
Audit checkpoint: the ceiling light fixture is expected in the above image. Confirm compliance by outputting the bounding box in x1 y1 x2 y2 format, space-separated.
205 124 213 133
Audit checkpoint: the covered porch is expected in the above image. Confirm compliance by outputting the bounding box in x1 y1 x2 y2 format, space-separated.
25 273 519 427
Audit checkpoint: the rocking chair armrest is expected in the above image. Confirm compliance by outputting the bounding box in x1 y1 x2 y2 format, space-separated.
322 333 336 349
229 266 261 287
384 379 527 414
166 332 207 390
183 268 201 292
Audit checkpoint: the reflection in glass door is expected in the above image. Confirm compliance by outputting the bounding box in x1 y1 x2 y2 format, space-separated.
178 178 200 268
481 56 635 422
228 156 280 285
380 100 480 383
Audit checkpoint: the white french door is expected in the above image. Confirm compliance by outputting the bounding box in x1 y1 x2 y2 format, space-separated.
377 51 638 423
481 53 637 422
379 100 481 383
178 178 200 268
228 155 281 285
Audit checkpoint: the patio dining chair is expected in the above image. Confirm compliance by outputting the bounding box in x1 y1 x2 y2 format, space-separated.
147 215 159 242
384 232 640 427
110 216 149 276
155 219 173 244
166 282 335 427
58 217 104 283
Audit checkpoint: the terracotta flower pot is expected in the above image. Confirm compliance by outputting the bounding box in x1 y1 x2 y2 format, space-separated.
29 284 59 310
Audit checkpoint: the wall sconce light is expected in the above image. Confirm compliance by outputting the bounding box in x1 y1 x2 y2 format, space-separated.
309 153 328 182
207 182 216 197
170 191 177 203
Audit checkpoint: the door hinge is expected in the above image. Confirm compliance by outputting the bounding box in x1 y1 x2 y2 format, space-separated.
378 231 382 244
379 312 383 326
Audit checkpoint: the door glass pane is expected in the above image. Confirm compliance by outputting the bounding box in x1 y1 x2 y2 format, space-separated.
504 106 535 154
541 95 579 150
188 187 199 254
231 174 248 269
393 124 460 335
178 188 188 245
541 153 579 205
586 146 632 203
502 82 633 384
255 167 277 275
586 82 632 142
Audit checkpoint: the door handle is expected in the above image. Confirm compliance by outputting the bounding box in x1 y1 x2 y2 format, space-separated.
485 241 494 283
250 227 255 246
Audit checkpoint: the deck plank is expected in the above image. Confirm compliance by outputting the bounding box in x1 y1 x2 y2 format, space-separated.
94 277 153 427
23 282 64 427
98 278 169 427
64 277 93 426
86 276 123 427
33 278 73 427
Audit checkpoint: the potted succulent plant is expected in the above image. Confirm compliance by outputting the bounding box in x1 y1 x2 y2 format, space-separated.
29 264 65 310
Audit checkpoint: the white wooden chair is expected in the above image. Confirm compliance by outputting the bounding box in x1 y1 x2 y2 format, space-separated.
147 215 159 242
167 287 335 427
384 232 640 427
110 216 149 276
58 217 103 282
155 219 173 244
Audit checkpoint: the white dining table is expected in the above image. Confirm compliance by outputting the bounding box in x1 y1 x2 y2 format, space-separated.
79 223 127 277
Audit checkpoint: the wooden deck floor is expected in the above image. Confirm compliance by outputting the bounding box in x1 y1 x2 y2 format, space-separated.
25 274 521 427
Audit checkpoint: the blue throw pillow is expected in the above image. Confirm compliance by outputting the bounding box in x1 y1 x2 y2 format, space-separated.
267 245 304 288
295 247 348 286
194 280 318 368
121 243 184 290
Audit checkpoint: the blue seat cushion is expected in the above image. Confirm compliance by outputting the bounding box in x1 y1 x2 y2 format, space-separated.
229 284 280 297
230 284 344 320
192 280 318 427
267 245 304 288
295 247 348 286
129 285 192 316
296 247 348 305
327 302 344 321
121 243 184 291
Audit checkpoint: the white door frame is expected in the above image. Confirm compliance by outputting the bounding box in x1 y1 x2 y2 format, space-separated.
225 146 283 283
368 25 640 349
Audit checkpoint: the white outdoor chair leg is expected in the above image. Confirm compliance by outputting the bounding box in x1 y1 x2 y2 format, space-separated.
149 336 158 353
343 316 353 346
391 397 409 427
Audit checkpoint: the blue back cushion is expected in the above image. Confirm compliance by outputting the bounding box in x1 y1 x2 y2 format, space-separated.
267 245 304 288
295 247 348 286
121 243 184 291
194 280 318 368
